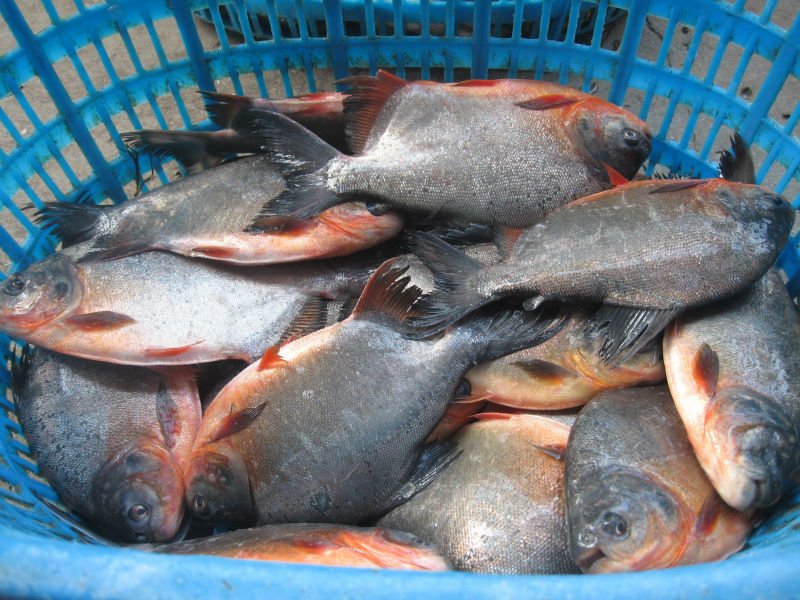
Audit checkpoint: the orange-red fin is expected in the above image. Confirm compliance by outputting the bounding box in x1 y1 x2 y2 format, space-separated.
494 225 524 258
604 163 629 187
290 537 340 553
156 384 180 449
62 311 136 332
257 344 290 371
472 412 515 421
144 341 203 359
695 493 726 537
513 359 579 385
190 246 237 260
649 179 708 194
340 70 410 154
351 258 423 325
296 91 346 102
692 343 719 398
208 402 268 443
515 94 580 111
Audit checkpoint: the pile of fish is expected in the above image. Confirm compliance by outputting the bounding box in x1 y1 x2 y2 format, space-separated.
4 71 798 574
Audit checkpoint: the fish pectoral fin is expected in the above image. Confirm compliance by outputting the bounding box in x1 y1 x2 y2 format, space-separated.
338 69 409 154
692 343 720 398
121 130 225 173
512 359 582 385
62 311 137 331
207 402 268 444
243 216 315 235
257 344 290 371
514 94 580 111
379 440 461 515
188 245 237 260
156 384 180 449
32 196 106 247
718 133 755 184
585 305 680 366
77 240 153 264
143 341 203 359
603 163 629 187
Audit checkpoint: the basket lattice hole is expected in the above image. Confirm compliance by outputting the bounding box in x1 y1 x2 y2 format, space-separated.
0 95 37 153
0 479 21 498
642 93 673 140
41 154 78 198
110 112 138 151
341 3 368 37
14 449 37 469
87 124 123 165
312 67 336 93
51 56 89 103
621 86 645 119
665 102 697 147
152 18 187 64
692 113 729 159
636 14 671 64
712 42 745 90
736 54 771 104
132 97 168 133
666 22 697 72
2 495 34 513
126 24 163 71
20 171 58 215
177 88 207 126
489 3 514 39
690 32 720 81
24 470 50 489
60 141 94 184
196 10 226 53
763 161 789 195
768 74 800 128
76 44 112 91
96 34 137 82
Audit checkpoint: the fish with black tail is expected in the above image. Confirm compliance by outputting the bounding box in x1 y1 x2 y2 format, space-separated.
566 386 753 573
35 150 403 265
664 269 800 511
246 71 651 227
0 245 378 365
410 178 793 363
380 413 579 574
13 346 200 542
184 259 566 526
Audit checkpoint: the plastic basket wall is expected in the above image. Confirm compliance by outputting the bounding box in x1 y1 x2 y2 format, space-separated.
0 0 798 596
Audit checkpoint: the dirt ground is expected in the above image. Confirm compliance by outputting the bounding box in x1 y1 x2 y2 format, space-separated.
0 0 797 273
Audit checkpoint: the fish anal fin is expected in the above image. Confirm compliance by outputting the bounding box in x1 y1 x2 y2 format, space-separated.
340 69 410 154
692 343 719 398
62 311 136 332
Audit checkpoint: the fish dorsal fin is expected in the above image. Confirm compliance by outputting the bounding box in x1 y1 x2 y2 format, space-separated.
648 180 708 194
207 402 268 444
351 258 423 325
494 225 524 258
718 133 756 184
341 70 410 154
692 343 719 398
278 299 327 345
515 94 580 111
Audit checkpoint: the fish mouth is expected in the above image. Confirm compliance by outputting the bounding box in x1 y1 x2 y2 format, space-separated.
574 545 606 573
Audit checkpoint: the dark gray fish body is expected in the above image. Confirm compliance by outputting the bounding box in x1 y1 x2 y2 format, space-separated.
664 269 800 510
379 414 579 574
14 347 200 542
414 178 793 362
0 246 374 365
185 262 564 526
566 386 753 573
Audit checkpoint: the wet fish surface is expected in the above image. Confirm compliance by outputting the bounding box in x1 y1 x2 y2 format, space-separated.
664 269 800 511
13 346 201 542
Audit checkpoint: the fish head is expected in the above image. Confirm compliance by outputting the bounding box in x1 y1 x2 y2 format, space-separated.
185 443 255 524
568 468 689 573
92 442 185 543
571 99 652 181
703 385 800 510
705 180 793 246
0 254 81 334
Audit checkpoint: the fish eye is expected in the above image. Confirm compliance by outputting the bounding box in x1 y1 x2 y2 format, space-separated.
53 280 70 299
366 202 389 216
601 511 628 537
127 503 150 523
622 128 640 146
4 275 26 296
454 378 471 398
192 495 209 516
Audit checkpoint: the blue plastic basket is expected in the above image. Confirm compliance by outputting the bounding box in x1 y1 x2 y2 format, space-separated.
0 0 798 597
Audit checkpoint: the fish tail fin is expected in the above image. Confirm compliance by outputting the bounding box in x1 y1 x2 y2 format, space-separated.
461 307 568 363
121 129 241 173
245 110 345 222
718 132 755 184
32 192 106 247
406 232 489 336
